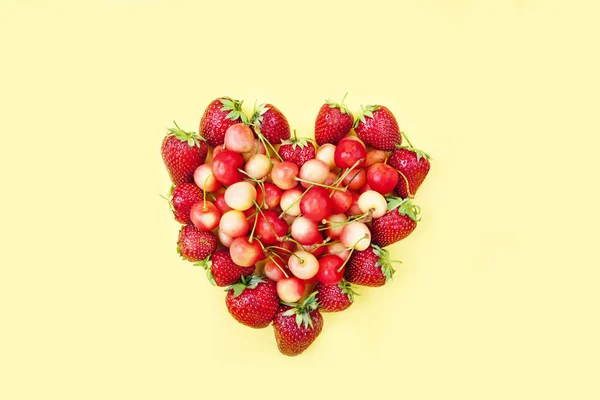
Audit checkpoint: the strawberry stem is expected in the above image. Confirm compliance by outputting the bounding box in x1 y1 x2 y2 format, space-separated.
400 131 414 148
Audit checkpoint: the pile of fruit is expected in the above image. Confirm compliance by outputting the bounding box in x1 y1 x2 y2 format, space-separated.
160 95 431 356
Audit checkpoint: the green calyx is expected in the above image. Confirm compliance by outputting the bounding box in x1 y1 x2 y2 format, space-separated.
280 129 314 150
220 97 248 124
338 279 360 303
193 256 216 286
371 245 401 282
168 121 205 148
225 275 264 298
353 104 380 128
386 196 421 222
325 92 351 115
249 102 270 129
395 131 432 162
281 291 320 329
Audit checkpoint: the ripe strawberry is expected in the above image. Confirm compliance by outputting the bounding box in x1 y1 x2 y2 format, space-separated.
387 132 431 198
251 103 290 144
161 122 208 185
353 105 401 151
225 275 279 329
314 94 354 146
278 130 316 168
272 292 323 356
315 279 358 312
166 183 203 225
344 245 400 287
371 197 420 247
176 225 217 262
199 97 248 146
195 250 255 287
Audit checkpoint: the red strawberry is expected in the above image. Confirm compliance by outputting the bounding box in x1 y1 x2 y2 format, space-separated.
199 97 248 146
161 122 208 185
353 105 401 151
166 183 203 225
251 103 290 144
225 275 279 328
344 245 400 287
272 292 323 356
387 132 431 198
195 250 255 287
315 279 358 312
176 225 217 262
371 197 420 247
314 94 354 146
278 130 316 168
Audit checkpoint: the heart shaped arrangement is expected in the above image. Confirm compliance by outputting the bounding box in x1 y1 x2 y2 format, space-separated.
161 95 431 356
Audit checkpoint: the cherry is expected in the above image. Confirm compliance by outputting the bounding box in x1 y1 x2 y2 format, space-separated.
214 192 233 214
212 150 243 185
271 161 298 190
358 190 387 218
255 210 288 245
219 210 249 238
288 251 319 280
367 162 398 194
224 123 255 153
340 222 371 251
365 149 387 166
315 143 336 170
280 188 303 216
330 189 352 214
316 254 345 285
276 277 305 302
346 192 363 216
193 163 221 193
224 181 257 211
290 216 322 245
229 236 262 267
190 200 221 231
324 213 348 239
256 183 283 210
299 186 333 222
341 167 367 191
264 260 289 281
334 139 366 169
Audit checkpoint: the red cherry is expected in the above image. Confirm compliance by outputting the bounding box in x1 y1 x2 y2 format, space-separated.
214 192 233 214
255 210 288 245
330 189 352 214
367 162 398 194
299 186 333 222
212 150 243 185
256 183 283 210
317 254 345 285
334 139 366 169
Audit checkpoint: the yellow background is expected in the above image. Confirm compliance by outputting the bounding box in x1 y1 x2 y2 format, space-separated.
1 1 599 399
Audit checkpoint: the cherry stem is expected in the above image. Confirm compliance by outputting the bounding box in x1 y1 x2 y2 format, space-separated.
279 185 312 218
332 159 363 188
294 177 346 191
252 200 281 239
248 208 259 243
257 132 283 162
401 131 414 148
265 245 294 255
337 235 369 272
268 254 289 279
202 173 212 209
393 168 413 198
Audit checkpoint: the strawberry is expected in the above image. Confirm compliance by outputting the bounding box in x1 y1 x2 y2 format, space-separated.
315 279 358 312
278 130 316 168
353 105 401 151
251 103 291 145
199 97 248 146
344 245 400 287
176 225 217 262
165 183 203 225
195 250 255 287
161 122 208 185
314 94 354 146
272 292 323 356
225 275 279 329
371 197 420 247
387 132 431 198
